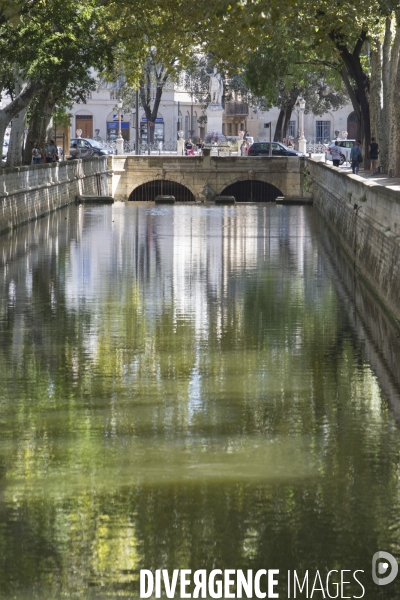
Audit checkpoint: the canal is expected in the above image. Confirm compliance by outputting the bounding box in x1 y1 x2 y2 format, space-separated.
0 202 400 599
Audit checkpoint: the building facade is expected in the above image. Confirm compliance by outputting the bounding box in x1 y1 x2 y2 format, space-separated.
66 82 357 146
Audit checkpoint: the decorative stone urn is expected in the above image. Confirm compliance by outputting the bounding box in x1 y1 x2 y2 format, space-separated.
177 130 185 155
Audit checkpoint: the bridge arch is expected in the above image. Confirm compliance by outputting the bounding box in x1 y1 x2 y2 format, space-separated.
220 179 283 202
129 179 195 202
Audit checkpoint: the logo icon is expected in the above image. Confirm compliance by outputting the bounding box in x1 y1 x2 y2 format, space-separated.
372 551 398 585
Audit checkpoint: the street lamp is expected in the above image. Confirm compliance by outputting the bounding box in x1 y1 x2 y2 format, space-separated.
297 97 307 154
299 98 305 138
116 98 124 155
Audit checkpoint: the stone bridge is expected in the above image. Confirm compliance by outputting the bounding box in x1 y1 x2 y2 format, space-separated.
108 152 306 202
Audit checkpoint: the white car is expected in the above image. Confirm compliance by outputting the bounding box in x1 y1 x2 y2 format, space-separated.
325 139 355 164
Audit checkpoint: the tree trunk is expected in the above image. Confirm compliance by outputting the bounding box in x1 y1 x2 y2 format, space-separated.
274 109 285 141
6 77 28 167
333 30 371 168
139 59 170 145
388 11 400 175
7 107 27 167
149 85 164 144
283 104 294 140
380 17 393 172
340 66 361 133
369 45 382 158
395 56 400 176
0 79 41 150
24 90 56 164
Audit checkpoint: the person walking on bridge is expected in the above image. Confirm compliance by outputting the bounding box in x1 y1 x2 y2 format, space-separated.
45 140 58 163
369 137 379 174
331 143 344 168
350 141 362 174
31 143 42 165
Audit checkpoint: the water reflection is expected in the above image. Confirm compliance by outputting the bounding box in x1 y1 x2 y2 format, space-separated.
0 203 400 598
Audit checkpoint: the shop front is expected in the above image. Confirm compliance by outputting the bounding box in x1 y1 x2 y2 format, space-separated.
107 121 130 142
140 117 164 143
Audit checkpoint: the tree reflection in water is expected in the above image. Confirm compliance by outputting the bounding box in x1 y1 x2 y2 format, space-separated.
0 203 399 599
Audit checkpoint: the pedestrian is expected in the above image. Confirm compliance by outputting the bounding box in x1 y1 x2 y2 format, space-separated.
330 142 345 167
185 139 195 156
287 139 294 148
369 137 379 174
357 140 363 170
350 141 362 174
240 140 248 156
282 138 287 146
196 139 204 155
67 143 82 160
31 142 42 165
45 139 58 163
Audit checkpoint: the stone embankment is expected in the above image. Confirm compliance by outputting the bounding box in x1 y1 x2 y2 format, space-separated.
0 157 109 234
308 160 400 324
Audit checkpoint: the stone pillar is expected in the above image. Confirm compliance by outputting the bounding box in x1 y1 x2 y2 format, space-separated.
177 139 185 156
206 106 224 136
116 137 124 155
298 138 307 154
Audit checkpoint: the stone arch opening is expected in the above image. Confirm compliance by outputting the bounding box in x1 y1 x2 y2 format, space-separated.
220 180 283 202
129 180 195 202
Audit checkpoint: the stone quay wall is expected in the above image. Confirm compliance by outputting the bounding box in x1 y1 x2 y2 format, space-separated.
109 154 305 201
308 159 400 324
0 157 109 234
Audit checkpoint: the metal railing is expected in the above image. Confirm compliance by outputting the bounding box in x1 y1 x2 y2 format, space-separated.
103 141 179 155
306 143 328 154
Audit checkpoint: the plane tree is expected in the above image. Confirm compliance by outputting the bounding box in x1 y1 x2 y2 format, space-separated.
0 0 115 165
203 0 399 170
101 0 230 142
244 45 347 142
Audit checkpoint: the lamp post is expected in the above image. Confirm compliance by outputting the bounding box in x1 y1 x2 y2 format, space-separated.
135 90 139 155
298 97 307 154
116 98 124 155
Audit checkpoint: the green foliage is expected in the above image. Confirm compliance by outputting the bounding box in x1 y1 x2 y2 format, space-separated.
302 167 314 193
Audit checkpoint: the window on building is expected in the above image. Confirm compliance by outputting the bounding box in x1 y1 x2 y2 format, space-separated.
287 121 296 139
316 121 331 142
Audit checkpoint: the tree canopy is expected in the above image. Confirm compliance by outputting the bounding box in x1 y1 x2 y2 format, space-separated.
1 0 400 170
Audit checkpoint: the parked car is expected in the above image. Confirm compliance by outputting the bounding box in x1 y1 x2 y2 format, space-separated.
248 142 304 157
325 139 355 164
69 138 113 158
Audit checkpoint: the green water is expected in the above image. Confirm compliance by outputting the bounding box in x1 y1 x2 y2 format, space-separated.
0 203 400 599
